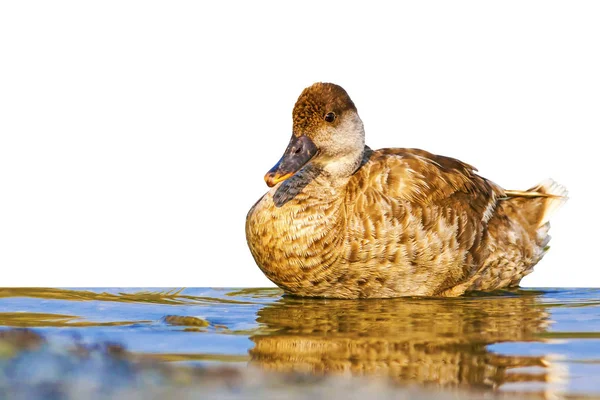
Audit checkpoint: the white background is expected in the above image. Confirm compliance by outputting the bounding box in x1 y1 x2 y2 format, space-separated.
1 1 598 287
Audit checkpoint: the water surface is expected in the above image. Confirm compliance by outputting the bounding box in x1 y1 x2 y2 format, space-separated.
1 288 599 398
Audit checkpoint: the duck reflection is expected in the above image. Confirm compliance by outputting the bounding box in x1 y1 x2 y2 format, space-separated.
249 292 553 389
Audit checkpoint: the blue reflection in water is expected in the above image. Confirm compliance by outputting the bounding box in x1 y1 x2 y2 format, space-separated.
0 287 599 397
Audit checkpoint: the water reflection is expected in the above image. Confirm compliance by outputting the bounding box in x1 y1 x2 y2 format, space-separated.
0 287 256 305
2 287 599 397
249 292 553 389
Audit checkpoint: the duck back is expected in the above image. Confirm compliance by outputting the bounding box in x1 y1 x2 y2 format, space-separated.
246 147 567 298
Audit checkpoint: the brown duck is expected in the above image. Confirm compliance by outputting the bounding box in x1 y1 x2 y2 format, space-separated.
245 83 567 298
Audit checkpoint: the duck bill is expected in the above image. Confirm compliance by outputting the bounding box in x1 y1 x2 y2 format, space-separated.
264 135 318 187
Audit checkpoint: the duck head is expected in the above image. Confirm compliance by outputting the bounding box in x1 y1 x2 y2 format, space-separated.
264 83 366 187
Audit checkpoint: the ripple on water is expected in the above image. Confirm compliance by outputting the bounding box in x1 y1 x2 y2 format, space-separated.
1 287 599 398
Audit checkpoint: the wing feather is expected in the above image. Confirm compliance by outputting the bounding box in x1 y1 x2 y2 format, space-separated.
352 148 504 220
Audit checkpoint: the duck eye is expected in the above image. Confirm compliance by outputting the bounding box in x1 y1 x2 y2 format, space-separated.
324 112 336 123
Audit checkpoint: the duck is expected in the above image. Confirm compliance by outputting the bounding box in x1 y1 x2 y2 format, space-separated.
245 82 567 299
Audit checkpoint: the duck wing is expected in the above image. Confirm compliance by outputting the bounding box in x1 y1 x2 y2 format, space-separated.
346 147 506 294
350 147 505 223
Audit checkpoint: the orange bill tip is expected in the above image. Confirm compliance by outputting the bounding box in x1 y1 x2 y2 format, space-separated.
264 171 294 187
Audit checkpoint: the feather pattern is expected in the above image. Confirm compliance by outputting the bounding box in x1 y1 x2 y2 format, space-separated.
245 83 567 298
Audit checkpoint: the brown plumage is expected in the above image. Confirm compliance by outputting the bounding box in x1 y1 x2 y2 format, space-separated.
246 82 567 298
249 295 552 388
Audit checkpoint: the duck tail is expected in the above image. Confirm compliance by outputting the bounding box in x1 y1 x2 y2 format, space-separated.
505 178 568 228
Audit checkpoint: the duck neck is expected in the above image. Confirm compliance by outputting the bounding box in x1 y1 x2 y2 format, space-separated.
318 148 364 186
315 113 366 186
